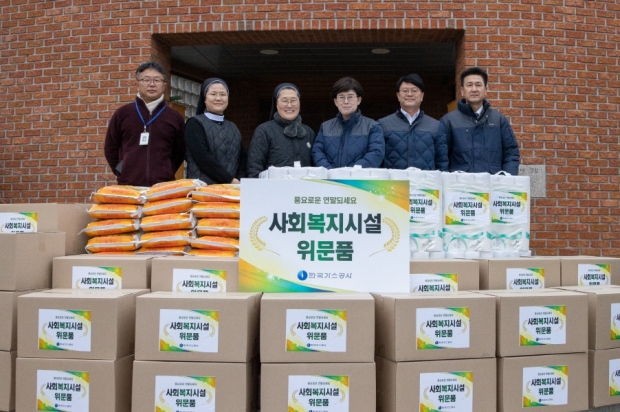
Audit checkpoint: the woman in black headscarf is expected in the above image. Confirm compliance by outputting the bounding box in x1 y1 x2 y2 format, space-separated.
246 83 316 177
185 77 246 183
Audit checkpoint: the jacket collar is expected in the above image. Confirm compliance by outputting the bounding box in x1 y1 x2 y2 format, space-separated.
396 109 424 125
135 95 166 114
337 109 361 126
457 99 490 118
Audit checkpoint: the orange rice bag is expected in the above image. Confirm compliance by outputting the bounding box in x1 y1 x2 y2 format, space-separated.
136 246 190 256
90 251 136 255
186 249 238 258
140 213 196 232
146 179 206 202
190 235 239 251
142 198 193 216
191 202 240 219
196 218 239 237
191 184 240 203
92 185 146 204
87 204 143 219
81 219 140 237
139 229 195 248
85 233 141 253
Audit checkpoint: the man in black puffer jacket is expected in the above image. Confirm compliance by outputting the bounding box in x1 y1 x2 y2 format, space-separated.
379 74 448 171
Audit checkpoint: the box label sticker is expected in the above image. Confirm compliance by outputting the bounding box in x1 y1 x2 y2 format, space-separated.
286 309 347 352
444 191 489 226
288 375 349 411
611 303 620 340
173 269 227 293
416 307 470 349
609 358 620 397
578 263 611 286
155 375 215 412
519 306 566 346
419 371 473 412
71 266 122 289
38 309 91 352
409 189 441 224
506 268 544 290
410 273 458 293
522 366 568 407
159 309 219 353
491 191 528 224
36 370 89 411
0 212 37 233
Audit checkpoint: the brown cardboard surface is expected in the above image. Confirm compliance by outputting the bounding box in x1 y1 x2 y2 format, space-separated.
0 203 93 256
150 256 239 292
135 291 260 362
16 355 133 412
560 255 620 286
374 291 496 362
18 289 148 360
409 258 479 292
0 351 16 411
376 356 496 412
0 232 65 291
482 290 588 357
132 359 258 412
498 353 588 412
260 293 374 363
0 291 41 352
478 257 561 290
261 362 375 412
53 254 153 289
589 348 620 408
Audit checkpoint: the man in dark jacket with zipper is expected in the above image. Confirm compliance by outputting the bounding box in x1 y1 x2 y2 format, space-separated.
438 67 520 175
104 62 185 186
379 74 448 171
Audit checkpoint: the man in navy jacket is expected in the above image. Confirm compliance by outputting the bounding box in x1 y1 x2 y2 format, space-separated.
438 67 520 175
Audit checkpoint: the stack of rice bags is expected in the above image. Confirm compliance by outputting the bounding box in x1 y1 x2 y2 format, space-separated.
189 184 240 257
138 179 202 255
84 186 145 254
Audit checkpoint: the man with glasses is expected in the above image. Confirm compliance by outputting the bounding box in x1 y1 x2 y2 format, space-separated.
104 61 185 186
379 74 448 171
311 77 384 169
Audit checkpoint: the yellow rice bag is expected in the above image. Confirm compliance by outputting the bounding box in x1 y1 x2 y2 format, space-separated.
191 202 240 219
87 204 143 219
191 184 240 203
190 235 239 251
85 233 141 253
142 198 193 216
146 179 206 202
81 219 140 237
196 218 239 237
92 185 146 205
139 229 195 248
140 213 196 232
136 246 190 256
186 249 238 258
90 251 136 255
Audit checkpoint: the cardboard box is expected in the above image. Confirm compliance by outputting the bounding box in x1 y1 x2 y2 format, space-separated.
0 203 93 256
18 289 147 360
374 291 496 362
0 291 41 352
498 353 588 411
260 293 374 363
0 232 65 290
16 355 133 412
135 292 260 362
560 255 620 286
376 356 496 412
151 256 239 293
410 258 479 292
483 290 588 357
479 257 561 290
132 359 258 412
261 362 375 412
53 254 153 290
0 351 16 412
589 348 620 408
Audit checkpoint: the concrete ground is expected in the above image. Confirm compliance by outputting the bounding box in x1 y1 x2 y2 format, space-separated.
584 407 620 411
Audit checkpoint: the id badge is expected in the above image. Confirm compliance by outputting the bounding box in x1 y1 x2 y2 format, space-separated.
139 132 150 145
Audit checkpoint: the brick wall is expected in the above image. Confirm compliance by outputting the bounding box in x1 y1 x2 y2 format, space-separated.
0 0 618 257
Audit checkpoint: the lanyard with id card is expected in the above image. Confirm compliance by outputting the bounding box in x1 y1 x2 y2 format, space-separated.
135 101 166 146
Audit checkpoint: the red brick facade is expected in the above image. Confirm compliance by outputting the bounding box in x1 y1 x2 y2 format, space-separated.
1 0 619 257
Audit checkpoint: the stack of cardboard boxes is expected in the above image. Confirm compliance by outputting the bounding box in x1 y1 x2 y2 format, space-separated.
260 293 376 411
